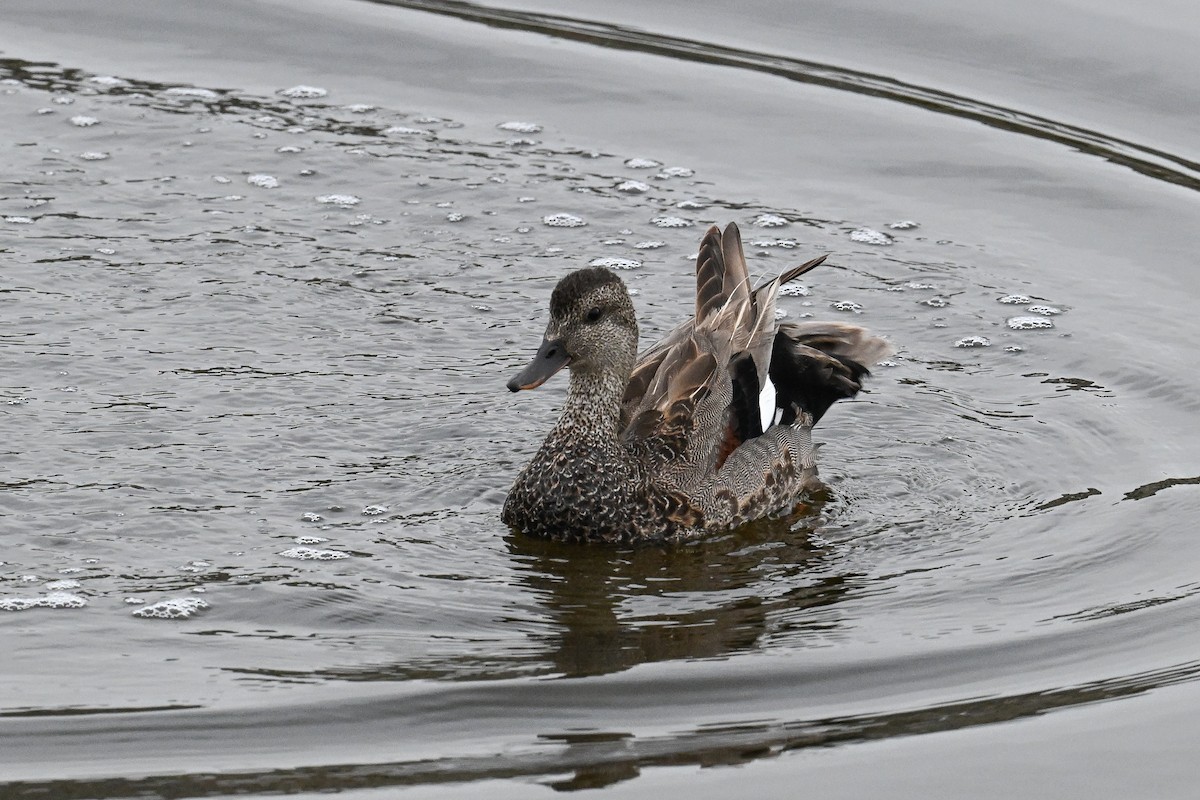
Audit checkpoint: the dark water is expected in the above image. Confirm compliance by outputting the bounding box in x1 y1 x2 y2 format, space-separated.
2 0 1199 797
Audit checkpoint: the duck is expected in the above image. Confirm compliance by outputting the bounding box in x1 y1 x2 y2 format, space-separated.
502 222 891 543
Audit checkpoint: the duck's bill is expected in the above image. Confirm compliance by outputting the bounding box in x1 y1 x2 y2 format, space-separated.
507 337 570 392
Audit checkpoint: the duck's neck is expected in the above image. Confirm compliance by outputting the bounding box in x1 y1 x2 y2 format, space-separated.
549 368 627 444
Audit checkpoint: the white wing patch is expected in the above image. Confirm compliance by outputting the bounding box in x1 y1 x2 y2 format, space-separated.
759 375 779 431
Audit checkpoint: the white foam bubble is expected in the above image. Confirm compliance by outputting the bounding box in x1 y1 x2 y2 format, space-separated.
44 579 81 590
849 227 893 245
69 115 100 127
4 216 35 225
589 257 642 270
280 547 350 561
279 85 328 99
344 103 376 113
751 238 799 249
301 512 324 522
246 174 279 189
633 240 665 249
830 301 863 313
497 121 542 134
316 194 361 207
0 592 88 612
1026 305 1063 315
361 504 389 516
624 158 661 169
78 151 110 161
888 220 919 230
164 87 219 99
1007 316 1055 330
275 145 304 154
779 284 810 297
954 336 992 348
615 180 649 194
90 76 129 87
131 597 209 619
542 213 586 227
651 216 692 228
753 214 788 228
658 166 694 178
997 294 1032 304
446 212 465 222
384 126 429 136
921 296 951 308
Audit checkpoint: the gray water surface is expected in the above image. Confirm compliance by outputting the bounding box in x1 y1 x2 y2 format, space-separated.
2 0 1199 797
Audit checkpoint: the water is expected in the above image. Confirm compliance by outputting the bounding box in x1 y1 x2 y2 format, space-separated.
1 0 1199 796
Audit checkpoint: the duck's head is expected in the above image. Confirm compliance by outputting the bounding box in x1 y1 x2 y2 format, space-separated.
507 267 638 392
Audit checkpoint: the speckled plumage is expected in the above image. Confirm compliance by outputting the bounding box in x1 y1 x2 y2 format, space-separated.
503 222 891 543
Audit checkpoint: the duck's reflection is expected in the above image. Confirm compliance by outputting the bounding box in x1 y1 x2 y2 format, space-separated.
505 502 858 678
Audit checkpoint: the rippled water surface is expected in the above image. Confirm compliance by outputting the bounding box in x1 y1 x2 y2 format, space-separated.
2 0 1199 797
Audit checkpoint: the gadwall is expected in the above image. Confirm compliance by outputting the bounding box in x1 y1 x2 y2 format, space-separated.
503 222 891 543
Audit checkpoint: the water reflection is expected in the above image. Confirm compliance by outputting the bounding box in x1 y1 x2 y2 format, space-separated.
506 503 860 678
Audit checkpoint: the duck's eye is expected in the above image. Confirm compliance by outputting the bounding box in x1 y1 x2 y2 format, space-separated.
585 306 603 323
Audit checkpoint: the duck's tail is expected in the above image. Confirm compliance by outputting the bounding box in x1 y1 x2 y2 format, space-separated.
768 322 893 426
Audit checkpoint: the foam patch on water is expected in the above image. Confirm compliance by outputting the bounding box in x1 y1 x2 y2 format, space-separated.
1027 305 1063 315
998 294 1032 304
615 180 649 194
753 214 788 228
69 115 100 127
44 579 81 590
889 220 920 230
279 85 327 99
247 174 279 189
651 216 692 228
955 336 992 348
1007 316 1055 330
849 227 893 245
624 158 660 169
633 240 665 249
542 213 586 227
384 126 429 136
921 296 951 308
361 504 389 516
89 76 129 88
131 597 209 619
163 87 220 99
658 166 694 178
280 547 350 560
0 592 88 611
4 216 35 224
78 151 110 161
316 194 361 207
751 238 799 249
497 121 542 134
830 301 863 313
779 284 810 297
294 535 328 545
589 257 641 270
